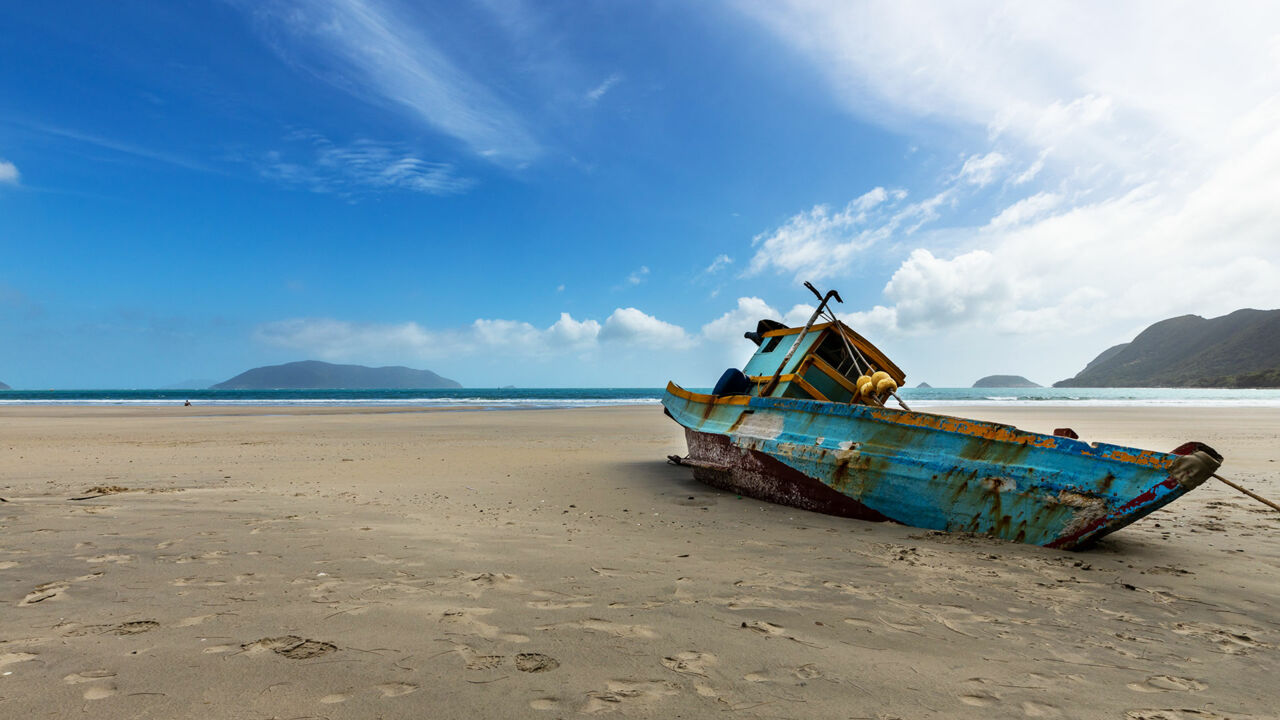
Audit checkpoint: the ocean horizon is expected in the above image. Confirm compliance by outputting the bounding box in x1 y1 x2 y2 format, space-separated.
3 386 1280 408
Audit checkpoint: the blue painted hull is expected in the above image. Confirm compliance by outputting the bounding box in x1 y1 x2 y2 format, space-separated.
663 384 1222 549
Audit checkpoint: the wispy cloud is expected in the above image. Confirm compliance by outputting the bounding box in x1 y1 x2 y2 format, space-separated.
957 151 1006 187
744 186 937 281
29 124 213 173
0 159 18 184
241 0 540 165
585 73 622 104
703 254 733 274
256 131 474 196
626 266 650 285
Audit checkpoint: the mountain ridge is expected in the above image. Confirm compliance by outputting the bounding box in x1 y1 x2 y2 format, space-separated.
211 360 461 390
1055 309 1280 387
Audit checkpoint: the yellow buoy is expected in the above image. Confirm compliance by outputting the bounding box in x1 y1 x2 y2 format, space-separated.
876 377 898 396
856 376 874 396
870 370 890 385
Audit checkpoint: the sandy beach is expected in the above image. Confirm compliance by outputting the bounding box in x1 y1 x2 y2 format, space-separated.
1 404 1277 719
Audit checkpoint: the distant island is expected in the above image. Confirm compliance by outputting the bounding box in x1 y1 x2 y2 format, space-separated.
916 382 933 389
211 360 461 389
1056 309 1280 387
973 375 1041 388
0 380 9 390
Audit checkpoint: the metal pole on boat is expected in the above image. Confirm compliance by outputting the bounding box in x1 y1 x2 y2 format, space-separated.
761 282 841 397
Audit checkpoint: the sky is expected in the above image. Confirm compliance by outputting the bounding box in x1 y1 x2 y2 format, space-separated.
3 1 1280 389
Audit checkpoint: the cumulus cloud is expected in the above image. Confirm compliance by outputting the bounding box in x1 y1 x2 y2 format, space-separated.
735 2 1280 381
250 296 831 382
600 307 690 347
0 159 19 184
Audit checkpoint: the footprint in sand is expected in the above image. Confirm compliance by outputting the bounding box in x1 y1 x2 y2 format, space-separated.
661 651 716 677
64 670 116 684
529 697 560 711
20 581 69 605
320 693 350 704
1170 622 1269 655
959 692 1000 707
743 664 821 684
514 653 560 673
451 643 505 671
582 680 679 715
84 554 132 564
537 618 656 639
527 591 592 609
740 620 784 635
19 572 104 606
1127 676 1207 693
0 561 19 570
83 684 118 700
441 608 530 643
1125 711 1227 720
111 620 159 635
377 682 419 697
0 652 38 670
241 636 337 659
1021 700 1063 717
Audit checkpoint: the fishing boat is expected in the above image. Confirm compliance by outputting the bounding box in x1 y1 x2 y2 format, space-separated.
663 283 1223 550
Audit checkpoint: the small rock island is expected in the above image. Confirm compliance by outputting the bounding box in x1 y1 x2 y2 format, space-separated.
972 375 1041 388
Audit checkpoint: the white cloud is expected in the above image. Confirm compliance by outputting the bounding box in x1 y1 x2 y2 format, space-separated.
700 296 777 345
626 266 650 285
0 159 19 184
986 192 1062 229
703 254 733 274
958 151 1007 187
242 0 539 165
600 307 689 347
258 133 473 196
586 73 622 103
745 187 917 280
735 2 1280 382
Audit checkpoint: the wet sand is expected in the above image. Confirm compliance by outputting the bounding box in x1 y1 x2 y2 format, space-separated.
1 405 1277 718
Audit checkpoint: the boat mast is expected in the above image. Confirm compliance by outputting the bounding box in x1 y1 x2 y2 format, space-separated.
760 282 841 397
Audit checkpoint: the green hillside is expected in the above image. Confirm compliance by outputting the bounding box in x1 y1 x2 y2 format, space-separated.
1055 309 1280 387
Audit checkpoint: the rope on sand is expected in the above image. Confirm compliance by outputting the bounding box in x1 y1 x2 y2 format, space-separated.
1213 473 1280 513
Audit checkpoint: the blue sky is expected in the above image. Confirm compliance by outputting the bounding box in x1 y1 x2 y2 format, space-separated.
3 1 1280 388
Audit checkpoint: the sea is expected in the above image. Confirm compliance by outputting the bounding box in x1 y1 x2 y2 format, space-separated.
2 387 1280 409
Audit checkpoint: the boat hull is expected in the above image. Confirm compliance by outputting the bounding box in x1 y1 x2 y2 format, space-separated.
663 383 1221 549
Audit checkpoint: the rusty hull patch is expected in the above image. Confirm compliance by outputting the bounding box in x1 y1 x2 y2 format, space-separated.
684 429 890 523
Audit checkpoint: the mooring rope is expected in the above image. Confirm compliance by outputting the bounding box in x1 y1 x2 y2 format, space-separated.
1213 473 1280 513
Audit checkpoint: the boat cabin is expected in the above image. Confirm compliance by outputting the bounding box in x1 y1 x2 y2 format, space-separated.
731 319 906 405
